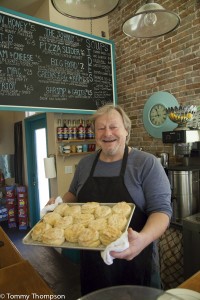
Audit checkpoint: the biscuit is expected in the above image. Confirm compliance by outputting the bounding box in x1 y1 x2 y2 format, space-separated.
43 212 62 226
88 218 107 231
99 226 122 246
54 203 69 216
81 202 100 214
64 205 81 217
64 223 85 243
112 202 132 217
42 227 65 246
78 228 100 247
54 215 73 229
108 213 127 231
94 205 112 219
73 213 94 227
31 222 52 241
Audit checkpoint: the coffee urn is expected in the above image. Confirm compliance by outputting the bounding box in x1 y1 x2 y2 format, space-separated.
162 129 200 224
168 168 200 223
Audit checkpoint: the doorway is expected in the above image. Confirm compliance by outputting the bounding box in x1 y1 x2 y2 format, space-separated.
25 113 50 226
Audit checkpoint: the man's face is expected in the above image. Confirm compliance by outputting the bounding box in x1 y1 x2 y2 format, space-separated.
95 109 128 159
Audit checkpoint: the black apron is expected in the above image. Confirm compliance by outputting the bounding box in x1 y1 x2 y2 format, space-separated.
77 146 153 296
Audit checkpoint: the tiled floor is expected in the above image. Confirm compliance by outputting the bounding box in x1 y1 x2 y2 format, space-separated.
1 222 81 300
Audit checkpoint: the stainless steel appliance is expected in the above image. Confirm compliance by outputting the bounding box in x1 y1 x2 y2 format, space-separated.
162 129 200 224
162 130 200 144
168 168 200 224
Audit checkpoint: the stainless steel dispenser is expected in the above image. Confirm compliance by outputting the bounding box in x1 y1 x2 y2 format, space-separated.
162 129 200 223
168 169 200 223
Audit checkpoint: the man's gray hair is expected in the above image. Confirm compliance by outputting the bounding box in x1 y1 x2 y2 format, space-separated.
91 104 131 144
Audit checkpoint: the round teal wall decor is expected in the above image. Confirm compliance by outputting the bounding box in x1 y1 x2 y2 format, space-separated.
143 91 179 138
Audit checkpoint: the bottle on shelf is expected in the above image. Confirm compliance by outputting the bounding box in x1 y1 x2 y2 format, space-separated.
72 120 77 140
77 119 85 140
91 121 95 139
82 120 86 139
85 120 94 139
63 119 68 140
57 119 63 141
67 120 73 140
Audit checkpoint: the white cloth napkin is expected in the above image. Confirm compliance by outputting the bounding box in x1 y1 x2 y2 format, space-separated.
40 196 63 217
101 231 129 265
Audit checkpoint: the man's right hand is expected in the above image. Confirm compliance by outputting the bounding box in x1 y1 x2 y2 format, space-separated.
46 197 56 206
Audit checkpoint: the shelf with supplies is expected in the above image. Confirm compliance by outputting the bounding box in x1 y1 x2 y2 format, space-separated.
0 187 7 222
56 139 96 144
56 139 96 157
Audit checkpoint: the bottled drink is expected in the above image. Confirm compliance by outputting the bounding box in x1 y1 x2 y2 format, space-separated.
72 120 77 139
90 120 95 139
67 120 73 140
57 119 63 141
82 120 86 139
63 119 68 140
85 120 93 139
77 119 85 140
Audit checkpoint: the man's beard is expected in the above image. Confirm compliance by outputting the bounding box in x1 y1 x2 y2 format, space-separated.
102 143 120 157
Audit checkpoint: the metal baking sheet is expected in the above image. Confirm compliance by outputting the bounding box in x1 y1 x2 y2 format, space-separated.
23 203 135 250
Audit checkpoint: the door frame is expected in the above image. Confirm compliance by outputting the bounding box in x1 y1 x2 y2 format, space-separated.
24 113 48 226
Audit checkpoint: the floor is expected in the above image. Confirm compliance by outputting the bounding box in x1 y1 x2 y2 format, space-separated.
1 222 81 300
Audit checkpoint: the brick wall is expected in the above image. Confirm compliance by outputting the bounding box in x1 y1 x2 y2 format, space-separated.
108 0 200 160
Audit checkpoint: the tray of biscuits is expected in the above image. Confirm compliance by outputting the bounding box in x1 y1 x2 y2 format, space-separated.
23 202 135 250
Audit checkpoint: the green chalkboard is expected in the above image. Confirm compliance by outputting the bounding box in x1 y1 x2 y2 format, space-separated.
0 7 117 113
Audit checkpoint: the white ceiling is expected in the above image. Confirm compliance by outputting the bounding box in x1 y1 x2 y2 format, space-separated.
0 0 46 16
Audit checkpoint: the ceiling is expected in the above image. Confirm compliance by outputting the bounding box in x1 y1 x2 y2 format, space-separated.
0 0 46 16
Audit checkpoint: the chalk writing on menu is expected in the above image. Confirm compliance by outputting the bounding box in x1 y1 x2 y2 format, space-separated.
0 8 116 112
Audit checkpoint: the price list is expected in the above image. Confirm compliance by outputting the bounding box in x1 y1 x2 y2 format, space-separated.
0 8 116 112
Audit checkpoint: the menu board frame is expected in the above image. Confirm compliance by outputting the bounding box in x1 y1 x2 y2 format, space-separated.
0 7 117 114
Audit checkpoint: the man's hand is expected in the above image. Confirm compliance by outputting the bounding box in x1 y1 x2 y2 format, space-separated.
110 228 146 260
110 212 169 261
45 197 56 206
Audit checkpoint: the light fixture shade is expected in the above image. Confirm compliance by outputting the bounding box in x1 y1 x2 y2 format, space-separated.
123 1 180 38
51 0 120 19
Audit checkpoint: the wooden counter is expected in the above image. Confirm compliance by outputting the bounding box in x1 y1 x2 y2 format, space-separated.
0 226 54 298
178 271 200 293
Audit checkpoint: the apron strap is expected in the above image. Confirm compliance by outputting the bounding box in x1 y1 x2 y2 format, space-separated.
89 149 101 176
120 145 128 176
90 146 129 177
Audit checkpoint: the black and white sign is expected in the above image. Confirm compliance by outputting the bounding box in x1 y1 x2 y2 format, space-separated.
0 7 117 113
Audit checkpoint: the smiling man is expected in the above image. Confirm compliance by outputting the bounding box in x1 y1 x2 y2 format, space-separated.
49 104 172 296
94 107 129 160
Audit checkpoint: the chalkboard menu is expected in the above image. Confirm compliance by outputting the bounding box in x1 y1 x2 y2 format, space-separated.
0 7 117 113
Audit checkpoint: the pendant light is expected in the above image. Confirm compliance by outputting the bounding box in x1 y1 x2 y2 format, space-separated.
123 0 180 38
51 0 120 19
